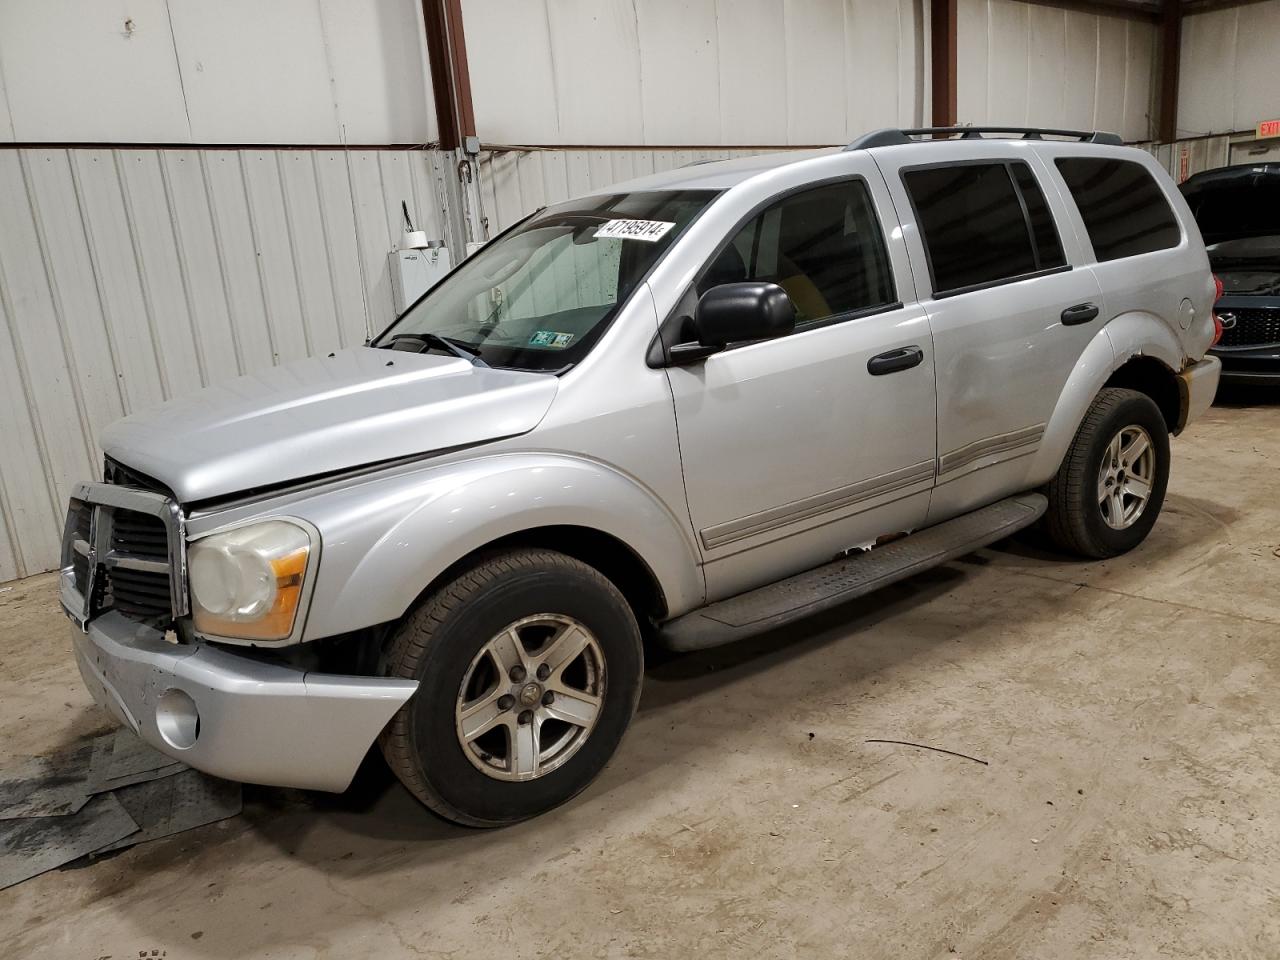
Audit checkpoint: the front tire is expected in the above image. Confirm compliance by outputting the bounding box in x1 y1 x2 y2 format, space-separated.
378 549 643 827
1044 387 1170 559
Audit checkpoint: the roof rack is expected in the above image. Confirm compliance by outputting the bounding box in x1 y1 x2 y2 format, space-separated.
845 127 1124 150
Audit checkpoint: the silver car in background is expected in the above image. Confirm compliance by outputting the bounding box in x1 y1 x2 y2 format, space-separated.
63 126 1221 826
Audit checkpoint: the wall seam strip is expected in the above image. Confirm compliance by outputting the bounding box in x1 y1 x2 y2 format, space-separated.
237 151 282 364
196 151 248 376
18 150 99 469
273 152 316 358
113 150 175 399
157 152 211 387
65 151 130 415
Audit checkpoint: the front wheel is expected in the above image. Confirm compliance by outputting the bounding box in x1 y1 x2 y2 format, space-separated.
378 549 643 827
1044 387 1170 559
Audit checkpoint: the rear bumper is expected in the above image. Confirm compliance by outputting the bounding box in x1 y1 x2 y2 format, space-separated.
1175 356 1222 431
71 612 417 793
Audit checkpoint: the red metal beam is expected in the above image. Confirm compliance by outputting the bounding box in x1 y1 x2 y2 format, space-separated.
1158 0 1182 143
931 0 958 128
421 0 476 150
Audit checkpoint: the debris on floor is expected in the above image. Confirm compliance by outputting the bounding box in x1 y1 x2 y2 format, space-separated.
0 741 94 819
0 793 137 889
0 729 241 890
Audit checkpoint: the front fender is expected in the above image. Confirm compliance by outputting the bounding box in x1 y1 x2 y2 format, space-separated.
296 453 704 641
1026 311 1183 484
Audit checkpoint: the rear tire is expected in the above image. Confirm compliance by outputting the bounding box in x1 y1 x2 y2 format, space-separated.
378 548 643 827
1044 387 1170 559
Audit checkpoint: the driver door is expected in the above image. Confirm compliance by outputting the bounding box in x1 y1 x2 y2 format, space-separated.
663 173 938 601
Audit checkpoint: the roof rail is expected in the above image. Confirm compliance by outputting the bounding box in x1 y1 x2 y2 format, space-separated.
845 127 1124 150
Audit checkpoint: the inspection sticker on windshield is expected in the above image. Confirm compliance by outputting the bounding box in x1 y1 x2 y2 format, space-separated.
595 219 675 242
530 330 575 348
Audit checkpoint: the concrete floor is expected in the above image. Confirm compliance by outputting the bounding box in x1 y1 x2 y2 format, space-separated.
2 392 1278 959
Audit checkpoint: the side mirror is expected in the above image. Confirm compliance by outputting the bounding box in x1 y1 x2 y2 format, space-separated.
694 281 796 347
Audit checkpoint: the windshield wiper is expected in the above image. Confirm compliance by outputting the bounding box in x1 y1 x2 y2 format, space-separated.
383 332 489 367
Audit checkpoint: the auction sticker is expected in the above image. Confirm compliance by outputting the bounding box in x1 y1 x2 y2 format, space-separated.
595 219 675 242
529 330 575 348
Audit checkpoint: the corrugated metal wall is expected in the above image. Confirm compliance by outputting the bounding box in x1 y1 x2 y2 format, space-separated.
0 146 459 580
957 0 1157 143
1179 3 1280 139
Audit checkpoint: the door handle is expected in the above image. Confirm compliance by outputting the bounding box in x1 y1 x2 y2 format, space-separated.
1061 302 1100 326
867 345 924 376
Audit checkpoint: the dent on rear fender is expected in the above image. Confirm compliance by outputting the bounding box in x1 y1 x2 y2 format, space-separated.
1027 315 1181 483
301 454 704 641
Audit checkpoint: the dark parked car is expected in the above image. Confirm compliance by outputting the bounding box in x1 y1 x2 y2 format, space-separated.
1182 163 1280 385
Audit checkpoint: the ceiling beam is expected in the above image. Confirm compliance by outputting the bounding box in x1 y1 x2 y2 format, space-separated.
1005 0 1159 22
1183 0 1277 16
1158 0 1182 143
931 0 958 128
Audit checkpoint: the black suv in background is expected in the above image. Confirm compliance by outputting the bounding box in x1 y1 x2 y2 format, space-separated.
1181 163 1280 385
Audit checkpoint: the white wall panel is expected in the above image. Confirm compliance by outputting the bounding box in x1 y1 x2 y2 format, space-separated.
462 1 561 145
0 146 459 580
0 0 191 142
637 0 722 145
1180 4 1280 138
957 0 1155 142
716 0 790 144
546 0 646 143
465 0 923 147
0 0 435 144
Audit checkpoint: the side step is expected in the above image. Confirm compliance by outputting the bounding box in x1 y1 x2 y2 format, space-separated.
659 493 1047 652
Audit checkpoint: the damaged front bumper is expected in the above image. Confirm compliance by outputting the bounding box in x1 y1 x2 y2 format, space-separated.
71 612 417 793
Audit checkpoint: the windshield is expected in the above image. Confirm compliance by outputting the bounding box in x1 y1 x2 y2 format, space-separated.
374 189 718 371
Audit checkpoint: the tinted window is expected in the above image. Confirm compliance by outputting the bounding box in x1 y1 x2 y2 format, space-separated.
698 180 894 326
905 162 1062 295
1011 163 1066 270
1056 157 1181 260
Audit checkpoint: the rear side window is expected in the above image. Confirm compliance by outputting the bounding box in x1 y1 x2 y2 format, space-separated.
904 161 1066 296
1056 157 1181 261
697 179 895 326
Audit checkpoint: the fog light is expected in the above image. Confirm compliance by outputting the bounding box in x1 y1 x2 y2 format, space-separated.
155 688 200 750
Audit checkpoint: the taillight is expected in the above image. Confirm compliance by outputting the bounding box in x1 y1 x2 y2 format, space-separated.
1211 273 1224 346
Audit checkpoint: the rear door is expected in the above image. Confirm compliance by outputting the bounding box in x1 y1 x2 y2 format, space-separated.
881 146 1105 521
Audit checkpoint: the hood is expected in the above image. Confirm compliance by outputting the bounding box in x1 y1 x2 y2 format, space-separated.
101 347 558 503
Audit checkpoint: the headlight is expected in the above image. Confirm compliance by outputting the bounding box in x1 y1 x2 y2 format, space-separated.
188 520 313 642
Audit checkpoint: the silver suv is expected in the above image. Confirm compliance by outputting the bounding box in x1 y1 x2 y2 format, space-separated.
62 127 1221 826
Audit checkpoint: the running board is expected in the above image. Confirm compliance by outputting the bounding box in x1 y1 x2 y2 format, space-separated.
659 493 1047 652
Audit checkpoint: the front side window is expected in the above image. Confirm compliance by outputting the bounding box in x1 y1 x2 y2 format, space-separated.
376 190 717 370
904 161 1066 296
696 179 895 327
1056 157 1181 261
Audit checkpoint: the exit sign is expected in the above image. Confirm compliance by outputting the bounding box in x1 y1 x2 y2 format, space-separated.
1258 119 1280 139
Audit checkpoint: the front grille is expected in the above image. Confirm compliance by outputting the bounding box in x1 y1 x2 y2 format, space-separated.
60 483 185 629
105 563 173 620
68 500 92 593
1217 307 1280 348
111 509 169 561
105 508 174 623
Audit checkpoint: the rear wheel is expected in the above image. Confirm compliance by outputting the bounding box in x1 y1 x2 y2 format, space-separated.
1044 387 1170 559
379 548 643 827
